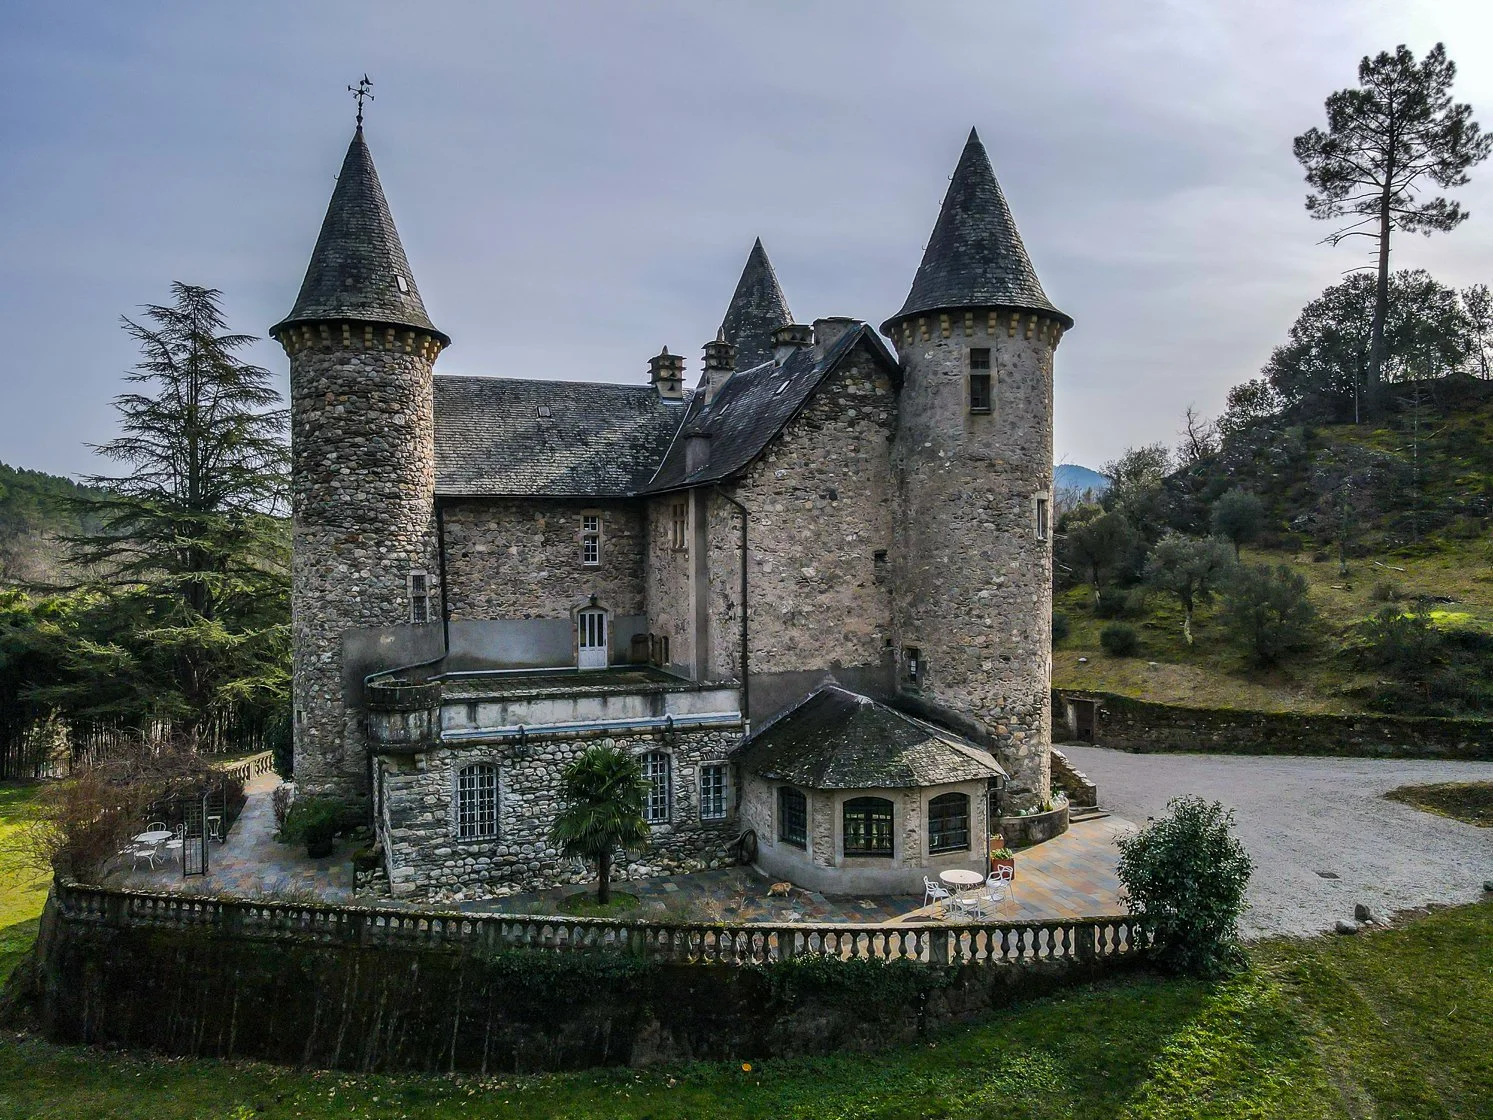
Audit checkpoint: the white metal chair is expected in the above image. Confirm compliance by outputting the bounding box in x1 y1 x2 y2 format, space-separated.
125 843 159 872
163 823 185 863
146 820 166 833
923 876 951 907
985 865 1015 914
950 891 985 920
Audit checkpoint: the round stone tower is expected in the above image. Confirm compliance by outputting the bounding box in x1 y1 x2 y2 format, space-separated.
270 124 449 804
882 129 1073 810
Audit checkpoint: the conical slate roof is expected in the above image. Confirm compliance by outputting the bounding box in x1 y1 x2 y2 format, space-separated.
273 127 447 343
719 238 792 372
885 129 1070 332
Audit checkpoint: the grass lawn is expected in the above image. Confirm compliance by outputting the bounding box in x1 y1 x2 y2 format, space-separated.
2 789 1491 1118
0 782 48 983
1385 781 1493 827
557 889 641 917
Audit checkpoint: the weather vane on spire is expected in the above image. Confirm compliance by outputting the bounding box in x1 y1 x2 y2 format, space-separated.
348 74 374 128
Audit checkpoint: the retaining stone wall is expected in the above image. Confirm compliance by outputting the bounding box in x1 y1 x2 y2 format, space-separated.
378 727 741 899
1057 689 1493 759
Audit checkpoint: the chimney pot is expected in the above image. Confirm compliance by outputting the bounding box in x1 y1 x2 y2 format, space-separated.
812 317 857 361
649 346 686 400
772 323 813 364
684 425 712 474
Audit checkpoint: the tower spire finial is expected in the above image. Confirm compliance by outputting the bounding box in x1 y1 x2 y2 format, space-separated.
348 74 374 129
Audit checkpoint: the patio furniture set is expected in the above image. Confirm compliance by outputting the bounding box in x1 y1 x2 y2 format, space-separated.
923 866 1015 920
122 815 223 871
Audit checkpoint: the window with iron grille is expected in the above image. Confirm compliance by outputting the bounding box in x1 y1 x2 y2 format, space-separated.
969 347 991 370
969 372 992 413
642 751 671 824
928 792 970 853
581 514 601 566
670 502 688 550
455 763 498 840
700 764 727 821
778 786 807 848
843 796 894 857
409 571 430 624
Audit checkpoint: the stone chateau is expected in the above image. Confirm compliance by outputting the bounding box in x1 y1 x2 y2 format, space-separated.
271 120 1072 898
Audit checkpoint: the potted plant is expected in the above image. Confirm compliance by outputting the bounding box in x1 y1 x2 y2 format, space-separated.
281 796 343 859
989 847 1016 878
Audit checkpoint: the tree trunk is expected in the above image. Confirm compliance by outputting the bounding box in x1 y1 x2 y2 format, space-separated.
597 850 611 905
1182 605 1194 646
1366 170 1395 415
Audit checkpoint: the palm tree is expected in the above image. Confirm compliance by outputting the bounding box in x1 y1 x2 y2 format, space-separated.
549 744 651 905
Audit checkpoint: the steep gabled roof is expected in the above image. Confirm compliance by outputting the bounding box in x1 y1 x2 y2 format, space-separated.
434 376 685 497
719 239 793 372
643 323 897 493
272 127 446 342
737 685 1005 789
884 128 1070 332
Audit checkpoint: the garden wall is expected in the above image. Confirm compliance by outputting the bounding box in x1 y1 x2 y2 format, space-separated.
1056 690 1493 760
16 881 1147 1075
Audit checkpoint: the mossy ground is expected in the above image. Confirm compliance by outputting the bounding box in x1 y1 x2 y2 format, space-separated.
1385 781 1493 827
3 786 1492 1118
557 889 641 917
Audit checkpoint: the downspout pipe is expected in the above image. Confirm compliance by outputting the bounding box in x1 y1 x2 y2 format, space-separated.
715 486 750 736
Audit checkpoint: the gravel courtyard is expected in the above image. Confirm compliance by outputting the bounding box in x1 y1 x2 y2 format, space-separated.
1062 745 1493 937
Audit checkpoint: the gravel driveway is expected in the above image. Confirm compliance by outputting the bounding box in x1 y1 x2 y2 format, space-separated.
1060 745 1493 938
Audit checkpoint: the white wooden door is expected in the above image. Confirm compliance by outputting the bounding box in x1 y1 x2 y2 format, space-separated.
577 609 608 670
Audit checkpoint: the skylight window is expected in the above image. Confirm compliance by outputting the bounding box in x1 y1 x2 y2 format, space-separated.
395 274 409 294
773 381 789 396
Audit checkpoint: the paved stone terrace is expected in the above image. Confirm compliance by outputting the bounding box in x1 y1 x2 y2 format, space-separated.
112 776 1132 923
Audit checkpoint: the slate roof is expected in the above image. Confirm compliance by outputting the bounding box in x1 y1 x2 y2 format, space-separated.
272 127 446 343
884 128 1071 332
643 323 897 494
719 239 793 372
434 376 685 497
736 685 1006 789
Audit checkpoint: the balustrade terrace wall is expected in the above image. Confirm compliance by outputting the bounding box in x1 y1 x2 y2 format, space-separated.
22 880 1147 1074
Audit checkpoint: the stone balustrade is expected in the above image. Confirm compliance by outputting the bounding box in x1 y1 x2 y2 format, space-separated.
54 878 1145 968
215 750 275 785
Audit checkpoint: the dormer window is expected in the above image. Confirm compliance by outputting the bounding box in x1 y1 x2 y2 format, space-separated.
581 514 601 566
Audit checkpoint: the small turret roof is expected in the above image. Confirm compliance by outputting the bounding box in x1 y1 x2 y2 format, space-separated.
273 127 447 343
719 238 792 372
884 129 1070 332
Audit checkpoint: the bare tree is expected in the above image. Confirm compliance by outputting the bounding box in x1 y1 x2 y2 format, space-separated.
1294 43 1491 410
1176 405 1219 467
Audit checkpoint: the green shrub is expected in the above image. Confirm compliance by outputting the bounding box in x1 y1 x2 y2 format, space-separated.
280 795 343 852
1051 611 1070 645
1220 563 1317 666
1099 622 1139 657
1117 796 1253 977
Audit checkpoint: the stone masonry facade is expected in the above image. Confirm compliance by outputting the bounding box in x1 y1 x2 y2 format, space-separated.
888 311 1064 807
442 497 646 621
379 726 740 899
281 325 445 802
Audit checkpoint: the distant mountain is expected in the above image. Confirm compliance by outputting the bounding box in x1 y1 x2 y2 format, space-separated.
1055 464 1109 494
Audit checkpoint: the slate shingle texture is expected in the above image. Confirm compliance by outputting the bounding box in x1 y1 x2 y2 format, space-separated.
886 128 1071 331
736 685 1006 789
719 238 793 372
644 323 898 493
433 376 686 497
273 127 446 342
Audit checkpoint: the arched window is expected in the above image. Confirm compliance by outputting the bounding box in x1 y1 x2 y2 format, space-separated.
455 763 498 840
843 796 894 858
928 792 970 854
641 751 671 825
777 786 807 848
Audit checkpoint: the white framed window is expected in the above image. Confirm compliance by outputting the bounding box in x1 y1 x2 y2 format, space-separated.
642 751 671 825
455 762 498 840
581 513 601 566
409 570 431 624
699 763 728 821
1035 496 1050 541
669 502 688 551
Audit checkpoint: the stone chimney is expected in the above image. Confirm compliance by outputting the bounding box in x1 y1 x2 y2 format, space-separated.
684 424 712 474
812 317 857 362
772 323 812 365
701 329 737 404
649 346 686 400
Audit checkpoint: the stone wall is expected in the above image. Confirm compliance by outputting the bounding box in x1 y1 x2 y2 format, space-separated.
443 497 646 623
378 726 741 899
1056 690 1493 760
644 495 693 676
888 311 1065 809
704 344 897 700
741 772 993 894
1049 747 1098 808
280 324 445 805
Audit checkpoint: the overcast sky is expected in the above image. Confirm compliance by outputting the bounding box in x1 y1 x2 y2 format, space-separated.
4 1 1493 479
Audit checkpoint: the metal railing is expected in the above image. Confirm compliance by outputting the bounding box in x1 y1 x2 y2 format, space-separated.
53 879 1146 967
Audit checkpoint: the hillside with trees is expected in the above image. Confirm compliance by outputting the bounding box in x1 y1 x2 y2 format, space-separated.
0 463 103 586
